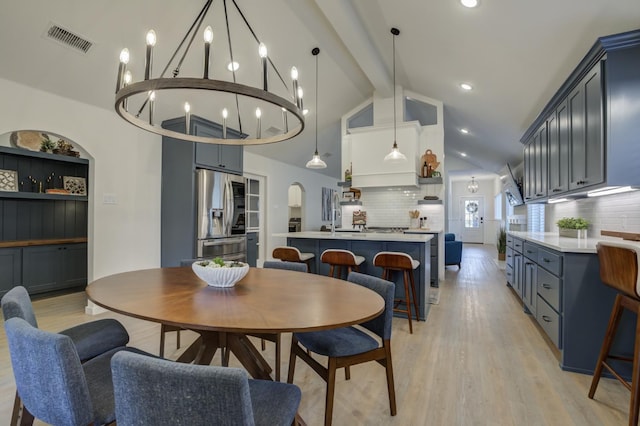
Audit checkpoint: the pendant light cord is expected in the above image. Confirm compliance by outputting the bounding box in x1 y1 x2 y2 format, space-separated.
315 49 319 154
393 31 397 147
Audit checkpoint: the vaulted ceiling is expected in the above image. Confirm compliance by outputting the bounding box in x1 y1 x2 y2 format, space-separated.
1 0 639 178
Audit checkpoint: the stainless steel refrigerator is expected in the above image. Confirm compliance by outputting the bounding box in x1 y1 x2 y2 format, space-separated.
196 169 247 262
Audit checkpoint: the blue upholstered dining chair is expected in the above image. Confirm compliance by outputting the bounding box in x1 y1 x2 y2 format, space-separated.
252 260 308 381
4 317 150 426
444 233 463 269
287 271 397 426
111 350 302 426
1 285 130 426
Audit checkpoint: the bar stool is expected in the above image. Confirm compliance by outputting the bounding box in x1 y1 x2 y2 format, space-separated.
272 246 315 272
373 251 420 334
589 241 640 425
321 249 365 279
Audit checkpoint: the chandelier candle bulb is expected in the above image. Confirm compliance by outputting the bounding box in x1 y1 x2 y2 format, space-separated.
203 26 213 79
122 71 132 111
297 87 303 110
116 48 129 93
255 107 262 138
259 42 268 91
148 91 155 125
291 67 299 105
144 30 156 80
184 102 191 134
222 108 228 139
282 108 288 133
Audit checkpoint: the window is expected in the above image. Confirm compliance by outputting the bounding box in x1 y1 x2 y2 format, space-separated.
527 204 545 232
247 178 260 231
464 199 480 228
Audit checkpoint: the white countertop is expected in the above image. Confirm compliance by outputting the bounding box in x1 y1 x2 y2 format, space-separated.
508 231 640 253
274 231 434 243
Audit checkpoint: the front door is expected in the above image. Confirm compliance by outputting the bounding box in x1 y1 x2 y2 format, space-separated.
460 196 484 243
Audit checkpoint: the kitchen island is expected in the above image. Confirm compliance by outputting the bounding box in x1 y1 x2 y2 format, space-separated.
273 231 433 321
507 231 636 378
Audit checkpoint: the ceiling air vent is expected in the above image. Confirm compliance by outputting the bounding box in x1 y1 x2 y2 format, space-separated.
45 23 93 54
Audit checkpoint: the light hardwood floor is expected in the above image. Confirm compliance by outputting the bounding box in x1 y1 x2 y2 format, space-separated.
0 244 631 425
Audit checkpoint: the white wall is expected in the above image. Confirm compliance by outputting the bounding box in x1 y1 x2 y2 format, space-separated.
243 151 338 259
0 77 161 283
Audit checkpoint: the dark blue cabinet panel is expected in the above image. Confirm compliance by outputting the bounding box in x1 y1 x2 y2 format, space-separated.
247 232 258 267
0 248 21 297
22 243 87 294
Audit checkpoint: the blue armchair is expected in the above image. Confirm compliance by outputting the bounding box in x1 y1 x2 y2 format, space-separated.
445 233 463 269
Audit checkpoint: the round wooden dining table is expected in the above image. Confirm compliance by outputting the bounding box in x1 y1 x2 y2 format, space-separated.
86 266 384 380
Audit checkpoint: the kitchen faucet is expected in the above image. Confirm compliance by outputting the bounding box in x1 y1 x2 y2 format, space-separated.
330 191 341 236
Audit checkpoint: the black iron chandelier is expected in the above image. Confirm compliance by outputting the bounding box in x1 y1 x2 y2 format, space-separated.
114 0 305 145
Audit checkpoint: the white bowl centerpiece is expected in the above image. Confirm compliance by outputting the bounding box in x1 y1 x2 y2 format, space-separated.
192 258 249 287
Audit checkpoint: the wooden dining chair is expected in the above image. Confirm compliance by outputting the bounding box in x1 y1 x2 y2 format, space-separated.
111 351 302 426
1 286 130 426
287 271 397 426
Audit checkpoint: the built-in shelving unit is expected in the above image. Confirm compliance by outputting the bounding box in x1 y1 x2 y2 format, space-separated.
337 180 352 187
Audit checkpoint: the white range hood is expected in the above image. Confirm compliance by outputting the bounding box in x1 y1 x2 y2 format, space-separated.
348 121 421 188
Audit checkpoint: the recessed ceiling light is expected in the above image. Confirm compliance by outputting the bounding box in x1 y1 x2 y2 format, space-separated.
460 83 473 91
460 152 467 157
461 0 478 8
227 61 240 72
460 128 469 134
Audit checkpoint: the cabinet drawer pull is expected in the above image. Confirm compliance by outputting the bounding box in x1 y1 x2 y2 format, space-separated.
542 315 552 323
507 255 512 258
542 258 551 263
535 193 544 196
542 283 552 289
552 188 562 192
527 250 534 254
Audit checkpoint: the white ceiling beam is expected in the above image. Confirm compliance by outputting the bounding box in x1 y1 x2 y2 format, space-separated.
284 0 372 97
312 0 393 97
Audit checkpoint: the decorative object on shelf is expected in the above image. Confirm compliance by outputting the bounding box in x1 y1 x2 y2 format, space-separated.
556 217 588 238
114 0 304 146
467 176 479 193
63 176 87 195
351 187 361 200
423 195 439 200
383 27 407 163
305 47 327 169
52 138 80 157
191 258 249 287
0 169 18 192
431 171 441 177
345 162 352 181
40 134 56 153
497 226 507 261
45 188 70 195
352 210 367 226
342 191 355 201
420 149 440 177
10 131 44 152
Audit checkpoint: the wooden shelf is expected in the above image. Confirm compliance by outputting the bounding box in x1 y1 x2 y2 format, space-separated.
418 177 442 185
0 238 88 248
418 199 443 205
337 181 352 187
0 191 87 201
339 200 362 206
0 146 88 164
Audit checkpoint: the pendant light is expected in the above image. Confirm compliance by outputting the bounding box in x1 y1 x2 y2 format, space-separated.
384 27 407 163
306 47 327 169
467 176 479 193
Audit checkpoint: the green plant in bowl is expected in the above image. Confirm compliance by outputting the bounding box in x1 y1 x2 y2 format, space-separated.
556 217 589 229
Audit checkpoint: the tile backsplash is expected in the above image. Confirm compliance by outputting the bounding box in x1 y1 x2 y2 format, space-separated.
546 190 640 236
340 186 444 229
